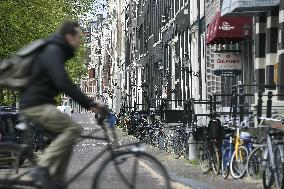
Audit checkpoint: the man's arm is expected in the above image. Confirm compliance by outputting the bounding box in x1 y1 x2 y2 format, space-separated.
39 45 93 109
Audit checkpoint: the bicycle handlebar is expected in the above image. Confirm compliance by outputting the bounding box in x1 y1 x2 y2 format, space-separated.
258 117 284 122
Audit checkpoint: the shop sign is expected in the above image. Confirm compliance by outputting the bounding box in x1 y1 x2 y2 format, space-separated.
219 22 235 31
214 52 242 76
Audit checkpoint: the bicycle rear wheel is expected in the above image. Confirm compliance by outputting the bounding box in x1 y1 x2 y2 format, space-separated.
92 151 172 189
230 145 248 179
221 147 231 179
198 143 210 173
247 146 264 180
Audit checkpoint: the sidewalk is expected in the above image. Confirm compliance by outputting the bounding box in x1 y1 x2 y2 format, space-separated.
146 145 262 189
118 129 263 189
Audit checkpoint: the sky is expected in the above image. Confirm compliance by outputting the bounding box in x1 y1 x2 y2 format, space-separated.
94 0 108 17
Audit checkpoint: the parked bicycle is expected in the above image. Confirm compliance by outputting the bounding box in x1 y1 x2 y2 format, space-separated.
164 126 176 153
197 119 221 175
229 119 254 179
221 118 236 179
256 116 284 189
144 119 164 147
171 124 191 159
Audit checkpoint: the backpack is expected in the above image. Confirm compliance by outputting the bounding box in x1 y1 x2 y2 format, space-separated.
0 40 48 90
208 118 222 140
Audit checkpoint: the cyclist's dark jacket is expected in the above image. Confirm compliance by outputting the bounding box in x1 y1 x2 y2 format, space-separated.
20 34 93 109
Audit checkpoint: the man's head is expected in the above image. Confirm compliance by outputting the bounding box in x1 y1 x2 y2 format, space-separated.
58 21 81 50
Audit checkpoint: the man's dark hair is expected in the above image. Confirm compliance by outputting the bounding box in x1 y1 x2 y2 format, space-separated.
58 21 80 36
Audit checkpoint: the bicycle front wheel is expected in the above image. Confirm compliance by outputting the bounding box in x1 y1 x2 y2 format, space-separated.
262 147 274 189
198 143 210 173
247 146 264 180
230 145 249 179
221 147 231 179
211 146 220 175
274 146 284 189
92 151 172 189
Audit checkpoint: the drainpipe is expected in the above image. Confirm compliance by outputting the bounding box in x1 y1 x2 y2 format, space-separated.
197 0 202 100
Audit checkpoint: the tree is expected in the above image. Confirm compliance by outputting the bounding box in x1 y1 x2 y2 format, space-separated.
0 0 99 106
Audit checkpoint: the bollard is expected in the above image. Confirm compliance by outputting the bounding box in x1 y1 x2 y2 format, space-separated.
159 136 165 150
188 136 197 160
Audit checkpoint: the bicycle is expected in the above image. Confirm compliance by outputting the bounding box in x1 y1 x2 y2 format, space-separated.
0 113 172 189
164 126 178 154
257 116 284 189
197 123 220 175
171 125 191 159
246 139 266 180
224 117 254 179
220 119 236 179
145 119 164 147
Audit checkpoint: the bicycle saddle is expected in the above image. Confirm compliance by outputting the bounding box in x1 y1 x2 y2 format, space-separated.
224 133 234 138
240 131 252 139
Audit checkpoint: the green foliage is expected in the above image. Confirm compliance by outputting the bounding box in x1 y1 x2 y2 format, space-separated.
66 47 88 84
0 0 98 106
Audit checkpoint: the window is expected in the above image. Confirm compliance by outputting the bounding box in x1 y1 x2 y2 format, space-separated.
175 0 179 13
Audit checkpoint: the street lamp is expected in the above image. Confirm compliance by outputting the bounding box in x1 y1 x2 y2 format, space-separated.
242 23 250 37
242 22 252 107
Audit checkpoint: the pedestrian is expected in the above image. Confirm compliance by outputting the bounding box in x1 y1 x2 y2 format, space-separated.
19 21 105 188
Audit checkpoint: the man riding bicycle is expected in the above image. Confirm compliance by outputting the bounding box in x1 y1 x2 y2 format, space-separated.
19 21 105 188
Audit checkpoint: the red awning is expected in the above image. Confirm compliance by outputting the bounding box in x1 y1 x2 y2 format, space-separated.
206 12 253 45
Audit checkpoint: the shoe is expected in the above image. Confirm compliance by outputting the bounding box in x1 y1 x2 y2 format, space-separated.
29 166 51 189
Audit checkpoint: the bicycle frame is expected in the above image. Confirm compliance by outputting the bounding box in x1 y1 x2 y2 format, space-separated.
234 128 254 162
222 137 234 168
234 128 242 161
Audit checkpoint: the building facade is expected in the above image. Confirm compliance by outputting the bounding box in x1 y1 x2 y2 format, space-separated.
88 0 284 117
